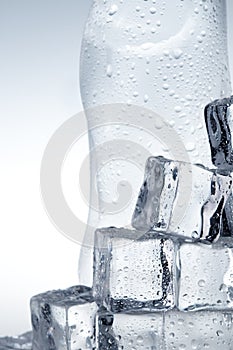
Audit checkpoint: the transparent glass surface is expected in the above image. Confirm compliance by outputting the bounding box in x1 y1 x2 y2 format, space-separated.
79 0 231 286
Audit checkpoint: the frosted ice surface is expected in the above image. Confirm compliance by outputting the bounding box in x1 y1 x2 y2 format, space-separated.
93 227 176 313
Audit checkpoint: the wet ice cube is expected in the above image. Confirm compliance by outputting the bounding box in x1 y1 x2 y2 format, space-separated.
132 156 232 243
30 285 97 350
93 228 176 313
178 239 233 311
96 309 164 350
97 310 233 349
223 194 233 237
132 156 179 232
205 97 233 238
165 310 233 349
0 332 32 350
205 96 233 171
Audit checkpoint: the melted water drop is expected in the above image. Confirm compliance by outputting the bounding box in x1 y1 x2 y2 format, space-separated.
109 4 118 16
173 48 183 59
106 65 113 77
175 106 182 113
150 7 157 14
198 279 206 287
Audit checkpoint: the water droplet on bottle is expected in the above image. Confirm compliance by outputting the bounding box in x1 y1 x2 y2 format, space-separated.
191 340 198 349
179 345 186 350
173 49 183 59
216 330 224 337
198 279 206 287
175 106 182 113
137 336 144 344
150 7 157 14
106 65 113 77
109 4 118 16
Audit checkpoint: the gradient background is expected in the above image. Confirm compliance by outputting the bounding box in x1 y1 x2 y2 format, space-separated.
0 0 233 336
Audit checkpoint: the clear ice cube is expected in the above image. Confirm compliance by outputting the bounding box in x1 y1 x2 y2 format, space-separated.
30 286 97 350
204 96 233 172
204 97 233 239
132 156 232 243
178 239 233 311
93 228 176 313
0 332 32 350
96 309 233 349
96 309 164 350
165 310 233 350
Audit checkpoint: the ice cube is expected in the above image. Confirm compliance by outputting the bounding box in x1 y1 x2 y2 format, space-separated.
96 309 164 350
96 309 233 349
178 239 233 311
30 286 97 350
165 310 233 349
204 96 233 171
132 156 232 243
93 228 177 313
0 332 32 350
204 97 233 239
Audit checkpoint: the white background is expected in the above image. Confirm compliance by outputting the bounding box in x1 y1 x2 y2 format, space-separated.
0 0 233 336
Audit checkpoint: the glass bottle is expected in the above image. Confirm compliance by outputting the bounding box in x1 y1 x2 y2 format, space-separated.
79 0 231 286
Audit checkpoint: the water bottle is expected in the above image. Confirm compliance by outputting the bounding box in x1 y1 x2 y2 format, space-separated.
79 0 231 286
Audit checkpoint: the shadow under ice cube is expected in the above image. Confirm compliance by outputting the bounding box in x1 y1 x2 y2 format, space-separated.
0 332 32 350
178 239 233 311
30 286 97 350
96 310 164 350
132 156 232 243
93 228 176 313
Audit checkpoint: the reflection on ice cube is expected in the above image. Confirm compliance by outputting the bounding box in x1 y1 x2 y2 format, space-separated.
93 227 177 313
178 239 233 311
132 156 232 243
30 286 97 350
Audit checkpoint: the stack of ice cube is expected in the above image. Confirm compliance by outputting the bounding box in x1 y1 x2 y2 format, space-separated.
92 96 233 349
4 97 233 349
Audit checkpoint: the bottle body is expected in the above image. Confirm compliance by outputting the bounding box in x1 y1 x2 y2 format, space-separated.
79 0 231 285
